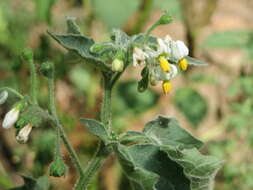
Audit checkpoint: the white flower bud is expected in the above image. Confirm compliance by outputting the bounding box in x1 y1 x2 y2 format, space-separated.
170 40 189 60
112 59 124 72
16 123 33 144
0 91 8 105
2 107 20 129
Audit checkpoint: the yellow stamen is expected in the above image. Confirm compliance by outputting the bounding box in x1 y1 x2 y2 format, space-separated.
162 80 172 94
159 56 170 72
179 58 188 71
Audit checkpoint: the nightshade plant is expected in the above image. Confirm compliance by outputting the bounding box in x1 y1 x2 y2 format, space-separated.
0 13 222 190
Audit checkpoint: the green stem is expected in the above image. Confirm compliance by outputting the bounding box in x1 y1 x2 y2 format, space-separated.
74 143 105 190
74 73 113 190
101 73 112 129
28 58 38 105
48 70 84 177
0 87 24 99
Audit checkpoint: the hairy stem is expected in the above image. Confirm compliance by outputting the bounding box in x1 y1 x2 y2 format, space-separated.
75 73 113 190
48 70 84 177
0 87 23 99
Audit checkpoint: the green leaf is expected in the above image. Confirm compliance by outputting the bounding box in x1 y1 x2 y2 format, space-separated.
66 17 81 35
143 115 203 149
80 118 110 143
174 88 208 127
8 176 50 190
186 56 208 66
47 32 108 71
116 144 159 190
161 146 223 190
117 144 190 190
203 30 252 48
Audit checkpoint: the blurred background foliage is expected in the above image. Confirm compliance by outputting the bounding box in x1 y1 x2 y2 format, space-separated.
0 0 253 189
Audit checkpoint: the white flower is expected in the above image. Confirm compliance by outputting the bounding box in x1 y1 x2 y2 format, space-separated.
132 47 147 67
2 107 20 129
153 64 178 81
157 35 172 56
170 40 189 60
0 91 8 105
16 123 33 144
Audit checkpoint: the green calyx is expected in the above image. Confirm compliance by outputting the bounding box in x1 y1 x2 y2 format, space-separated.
40 62 54 78
157 12 173 25
49 157 67 177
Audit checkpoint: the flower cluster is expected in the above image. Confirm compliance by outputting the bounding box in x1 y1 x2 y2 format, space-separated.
0 91 33 144
133 35 189 94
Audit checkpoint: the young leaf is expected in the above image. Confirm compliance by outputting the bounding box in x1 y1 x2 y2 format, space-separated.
80 118 110 143
161 146 223 190
143 115 203 149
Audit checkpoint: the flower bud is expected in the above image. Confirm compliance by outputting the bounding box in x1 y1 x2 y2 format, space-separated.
2 102 23 129
112 59 124 72
22 48 33 62
16 123 33 144
0 91 8 105
40 62 54 78
49 158 67 177
158 12 173 25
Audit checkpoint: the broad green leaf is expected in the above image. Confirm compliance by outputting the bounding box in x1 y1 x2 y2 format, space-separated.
161 146 223 190
143 115 203 148
203 30 252 48
47 32 109 71
186 56 208 66
80 118 110 143
174 88 208 127
117 144 190 190
116 144 159 190
66 17 81 35
8 176 50 190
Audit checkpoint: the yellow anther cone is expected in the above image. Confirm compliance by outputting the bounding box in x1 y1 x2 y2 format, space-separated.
162 80 172 94
159 56 170 72
179 58 188 71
